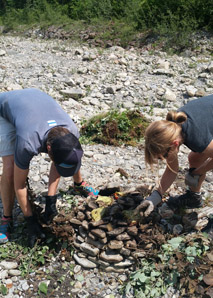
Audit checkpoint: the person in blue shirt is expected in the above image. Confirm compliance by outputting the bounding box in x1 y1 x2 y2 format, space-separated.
0 88 98 247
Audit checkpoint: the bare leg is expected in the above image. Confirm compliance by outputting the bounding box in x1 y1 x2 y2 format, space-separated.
188 152 209 192
73 170 83 184
48 162 60 196
1 155 15 217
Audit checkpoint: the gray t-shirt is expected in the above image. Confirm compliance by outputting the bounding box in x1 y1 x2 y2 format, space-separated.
0 88 79 169
179 94 213 152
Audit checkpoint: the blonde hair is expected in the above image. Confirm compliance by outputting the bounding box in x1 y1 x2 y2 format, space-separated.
145 111 187 164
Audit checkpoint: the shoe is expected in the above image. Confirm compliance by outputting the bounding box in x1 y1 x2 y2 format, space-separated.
0 217 12 244
42 195 58 224
202 215 213 240
167 190 203 210
0 233 8 244
25 215 46 248
74 181 99 197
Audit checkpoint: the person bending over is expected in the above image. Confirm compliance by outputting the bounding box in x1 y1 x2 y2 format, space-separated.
140 94 213 217
0 88 98 247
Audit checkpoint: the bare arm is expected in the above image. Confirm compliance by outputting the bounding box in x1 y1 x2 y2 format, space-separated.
14 164 32 217
157 151 179 196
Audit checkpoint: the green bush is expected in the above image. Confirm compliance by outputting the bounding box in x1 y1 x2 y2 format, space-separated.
0 0 212 50
0 0 212 30
80 109 150 146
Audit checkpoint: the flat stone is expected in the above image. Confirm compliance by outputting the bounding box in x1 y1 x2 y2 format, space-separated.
86 211 92 220
131 250 146 258
99 237 108 244
0 50 6 56
82 220 89 230
88 232 97 240
116 232 131 241
87 200 98 210
108 240 124 250
0 270 8 279
79 226 87 238
70 218 82 225
104 266 125 273
207 252 213 262
114 259 134 268
73 241 81 248
0 261 18 270
90 228 106 239
8 269 22 276
77 235 84 243
77 211 85 221
127 226 138 236
120 247 131 256
173 224 183 235
117 221 128 226
125 239 137 249
203 273 213 286
100 250 123 263
86 237 105 249
107 227 126 236
158 203 174 219
80 242 99 257
60 88 84 100
73 254 97 269
89 219 105 227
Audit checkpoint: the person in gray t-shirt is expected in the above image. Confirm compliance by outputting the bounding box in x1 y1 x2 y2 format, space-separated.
0 88 98 247
135 94 213 230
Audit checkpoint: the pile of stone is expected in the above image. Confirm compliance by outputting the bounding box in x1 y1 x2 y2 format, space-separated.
50 186 213 273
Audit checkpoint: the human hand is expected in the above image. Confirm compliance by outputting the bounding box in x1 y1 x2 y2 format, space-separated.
134 190 162 217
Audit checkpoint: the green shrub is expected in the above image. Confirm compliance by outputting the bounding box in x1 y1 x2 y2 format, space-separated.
80 109 150 146
0 0 212 51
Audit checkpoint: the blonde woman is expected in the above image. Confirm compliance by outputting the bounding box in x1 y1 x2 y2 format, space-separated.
140 94 213 217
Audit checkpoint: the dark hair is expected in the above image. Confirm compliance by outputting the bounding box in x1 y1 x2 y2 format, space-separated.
47 126 70 161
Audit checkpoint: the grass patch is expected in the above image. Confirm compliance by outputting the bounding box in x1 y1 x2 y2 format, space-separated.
80 109 150 146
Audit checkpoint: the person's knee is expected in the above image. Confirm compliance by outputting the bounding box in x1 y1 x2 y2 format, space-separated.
2 169 14 183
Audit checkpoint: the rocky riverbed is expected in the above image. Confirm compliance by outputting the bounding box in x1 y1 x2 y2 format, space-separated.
0 33 212 297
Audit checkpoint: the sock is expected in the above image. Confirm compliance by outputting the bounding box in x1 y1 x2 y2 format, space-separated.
74 181 83 186
3 215 12 219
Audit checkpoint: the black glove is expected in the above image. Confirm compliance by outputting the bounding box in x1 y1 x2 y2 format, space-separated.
42 195 58 224
25 215 46 248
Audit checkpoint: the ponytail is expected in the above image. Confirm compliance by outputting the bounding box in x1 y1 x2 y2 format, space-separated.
166 111 187 124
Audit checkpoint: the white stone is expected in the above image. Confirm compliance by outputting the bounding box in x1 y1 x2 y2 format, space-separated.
0 261 18 270
164 88 176 102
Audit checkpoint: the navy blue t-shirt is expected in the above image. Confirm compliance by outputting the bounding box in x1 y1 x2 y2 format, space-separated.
179 94 213 152
0 88 79 169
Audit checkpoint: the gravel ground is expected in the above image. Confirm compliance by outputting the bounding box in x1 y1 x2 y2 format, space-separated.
0 32 212 297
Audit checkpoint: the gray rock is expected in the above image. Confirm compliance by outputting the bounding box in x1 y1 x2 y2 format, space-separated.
108 240 124 250
60 88 84 100
73 254 97 269
80 242 100 257
8 269 22 276
0 261 18 270
100 250 123 263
